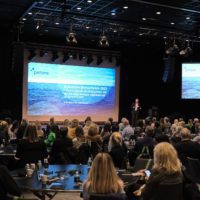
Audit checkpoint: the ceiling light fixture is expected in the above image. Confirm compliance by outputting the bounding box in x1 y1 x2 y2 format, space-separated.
99 30 109 47
66 24 77 45
36 21 40 30
87 0 92 3
165 37 179 56
123 6 128 9
142 18 147 21
156 11 161 15
179 40 192 57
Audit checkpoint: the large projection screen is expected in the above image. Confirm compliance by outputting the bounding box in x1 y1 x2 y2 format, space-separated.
182 63 200 99
22 53 119 122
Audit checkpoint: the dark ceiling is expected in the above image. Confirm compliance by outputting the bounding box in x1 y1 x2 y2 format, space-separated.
1 0 200 47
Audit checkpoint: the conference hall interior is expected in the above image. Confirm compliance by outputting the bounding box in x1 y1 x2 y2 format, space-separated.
1 1 200 200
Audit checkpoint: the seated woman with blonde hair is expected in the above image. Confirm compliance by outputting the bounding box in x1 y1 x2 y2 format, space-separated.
83 152 126 200
109 132 126 169
133 142 183 200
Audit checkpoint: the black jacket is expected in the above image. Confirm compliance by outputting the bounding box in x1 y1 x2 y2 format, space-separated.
175 140 200 160
142 169 183 200
110 145 126 168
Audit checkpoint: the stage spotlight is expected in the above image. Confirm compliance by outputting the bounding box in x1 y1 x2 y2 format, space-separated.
66 32 77 44
97 56 103 65
79 53 83 60
51 51 59 62
116 56 120 66
87 55 94 64
39 50 45 57
99 35 109 47
179 41 192 57
72 53 77 59
108 55 113 63
28 49 36 60
36 21 41 30
165 43 179 56
63 52 69 62
66 25 77 45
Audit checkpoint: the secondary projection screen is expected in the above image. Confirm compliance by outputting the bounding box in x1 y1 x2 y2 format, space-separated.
182 63 200 99
22 61 119 122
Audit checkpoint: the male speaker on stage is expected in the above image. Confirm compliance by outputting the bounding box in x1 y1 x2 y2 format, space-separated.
131 98 141 127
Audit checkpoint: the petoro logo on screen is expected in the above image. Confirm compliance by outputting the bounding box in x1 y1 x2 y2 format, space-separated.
30 67 49 76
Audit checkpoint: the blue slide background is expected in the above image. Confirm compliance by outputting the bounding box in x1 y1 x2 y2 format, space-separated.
182 63 200 99
27 62 116 115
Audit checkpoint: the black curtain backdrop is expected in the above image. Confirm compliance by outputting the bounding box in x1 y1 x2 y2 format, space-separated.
1 30 200 121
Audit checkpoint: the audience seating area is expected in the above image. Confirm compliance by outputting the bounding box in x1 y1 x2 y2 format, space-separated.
0 116 200 199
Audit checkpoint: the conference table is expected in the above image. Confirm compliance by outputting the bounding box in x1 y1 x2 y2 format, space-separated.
11 164 89 200
11 164 140 200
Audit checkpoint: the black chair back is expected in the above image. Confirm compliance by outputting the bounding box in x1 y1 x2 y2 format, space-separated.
154 182 183 200
89 193 125 200
132 157 153 172
187 157 200 182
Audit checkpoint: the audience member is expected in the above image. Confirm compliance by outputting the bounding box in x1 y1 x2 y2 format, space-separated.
0 120 10 145
0 165 21 200
101 122 111 152
83 153 125 200
50 127 74 164
16 119 28 140
9 120 19 139
73 126 86 149
68 119 79 139
133 126 154 158
122 119 134 141
15 123 48 167
35 120 44 139
86 126 102 158
133 142 183 200
174 128 200 166
44 124 58 147
109 132 126 168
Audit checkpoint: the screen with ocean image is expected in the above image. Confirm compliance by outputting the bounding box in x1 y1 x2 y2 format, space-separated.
182 63 200 99
23 62 119 121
